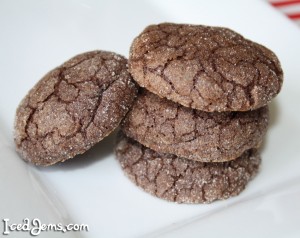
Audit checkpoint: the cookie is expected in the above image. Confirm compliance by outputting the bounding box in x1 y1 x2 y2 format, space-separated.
115 133 261 204
129 23 283 112
121 89 268 162
15 51 138 166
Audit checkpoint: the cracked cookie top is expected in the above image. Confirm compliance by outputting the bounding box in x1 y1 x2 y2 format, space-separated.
116 132 261 204
121 89 269 162
14 51 138 166
129 23 283 112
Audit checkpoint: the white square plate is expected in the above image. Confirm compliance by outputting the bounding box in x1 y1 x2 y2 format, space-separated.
1 0 300 237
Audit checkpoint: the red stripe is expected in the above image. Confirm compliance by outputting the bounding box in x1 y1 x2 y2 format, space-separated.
271 0 300 7
287 12 300 19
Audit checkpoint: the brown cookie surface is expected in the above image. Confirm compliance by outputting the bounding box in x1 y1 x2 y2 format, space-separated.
121 89 268 162
129 23 283 112
15 51 138 166
115 133 261 204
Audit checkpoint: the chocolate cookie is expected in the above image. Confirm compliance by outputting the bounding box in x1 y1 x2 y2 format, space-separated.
121 89 268 162
129 23 283 112
116 133 261 204
15 51 138 166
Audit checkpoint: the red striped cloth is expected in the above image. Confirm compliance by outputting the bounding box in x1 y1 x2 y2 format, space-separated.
268 0 300 26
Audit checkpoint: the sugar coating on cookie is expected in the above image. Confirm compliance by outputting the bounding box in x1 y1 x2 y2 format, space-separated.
129 23 283 112
115 133 261 204
15 51 138 166
121 89 269 162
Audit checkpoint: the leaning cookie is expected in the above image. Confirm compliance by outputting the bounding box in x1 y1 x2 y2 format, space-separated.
129 23 283 112
121 89 268 163
115 133 261 204
15 51 138 166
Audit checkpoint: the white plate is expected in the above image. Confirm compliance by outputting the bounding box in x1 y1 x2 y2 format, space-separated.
1 0 300 237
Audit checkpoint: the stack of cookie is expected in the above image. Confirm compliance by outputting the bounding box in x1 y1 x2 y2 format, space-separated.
13 22 283 204
116 23 283 203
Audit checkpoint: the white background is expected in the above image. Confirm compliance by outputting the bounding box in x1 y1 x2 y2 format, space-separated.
0 0 300 237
